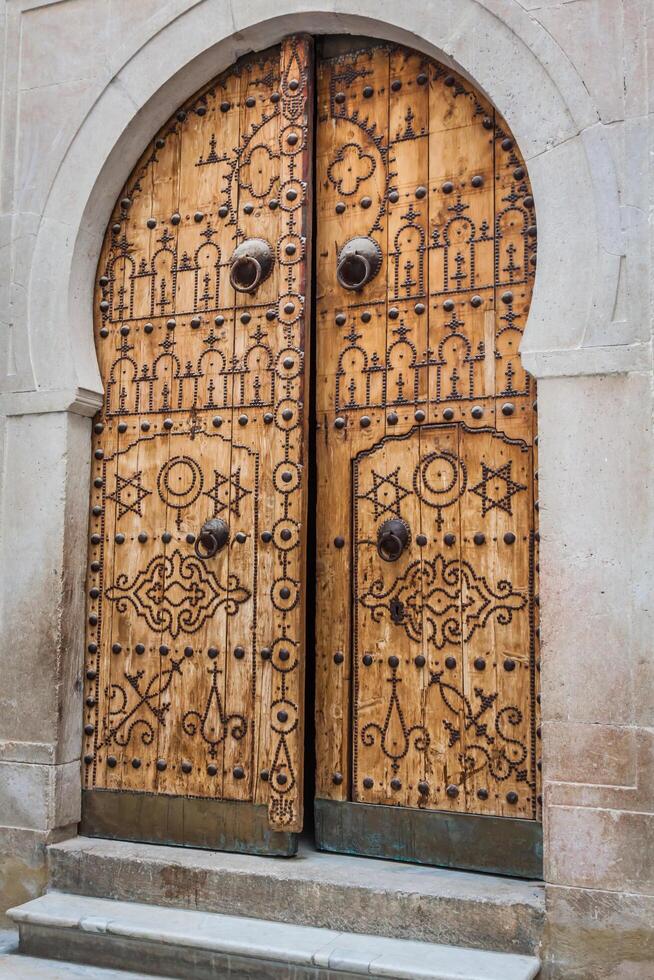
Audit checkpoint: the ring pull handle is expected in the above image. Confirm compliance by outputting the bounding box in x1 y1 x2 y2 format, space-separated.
336 237 382 291
230 254 262 292
377 518 411 563
336 251 371 291
229 239 275 293
194 518 229 559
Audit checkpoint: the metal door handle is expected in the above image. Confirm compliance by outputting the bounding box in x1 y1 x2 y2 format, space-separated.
229 239 274 293
377 519 411 562
336 237 382 291
194 518 229 559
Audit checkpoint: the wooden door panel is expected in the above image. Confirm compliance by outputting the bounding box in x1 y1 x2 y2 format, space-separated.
84 37 313 843
315 40 540 840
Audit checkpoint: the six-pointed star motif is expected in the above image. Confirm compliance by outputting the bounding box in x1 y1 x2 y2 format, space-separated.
106 471 151 520
358 467 412 520
470 461 527 517
204 467 252 517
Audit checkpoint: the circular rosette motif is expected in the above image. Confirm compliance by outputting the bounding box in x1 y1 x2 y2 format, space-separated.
278 233 305 266
277 291 304 325
271 576 300 612
271 698 298 735
269 637 299 674
273 461 301 494
275 347 303 380
157 456 204 517
280 179 306 211
272 518 301 552
413 451 467 530
279 123 306 156
274 398 301 432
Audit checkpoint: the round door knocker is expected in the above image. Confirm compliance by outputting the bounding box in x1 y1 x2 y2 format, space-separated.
377 518 411 562
229 239 275 293
194 518 229 559
336 236 382 291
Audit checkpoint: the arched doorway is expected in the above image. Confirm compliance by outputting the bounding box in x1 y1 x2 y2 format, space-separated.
82 34 540 876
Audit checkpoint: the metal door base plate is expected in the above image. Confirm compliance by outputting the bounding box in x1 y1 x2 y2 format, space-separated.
82 790 297 857
315 799 542 878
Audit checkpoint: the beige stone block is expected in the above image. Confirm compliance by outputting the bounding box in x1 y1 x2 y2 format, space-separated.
520 136 600 354
543 722 637 787
0 761 80 833
115 5 238 114
0 763 50 832
542 883 654 980
623 0 649 118
0 412 87 763
20 0 110 91
546 805 654 894
544 727 654 814
0 742 55 766
15 80 103 218
46 836 545 954
37 78 138 233
0 828 49 927
589 118 650 350
445 9 582 158
534 0 625 124
537 373 651 727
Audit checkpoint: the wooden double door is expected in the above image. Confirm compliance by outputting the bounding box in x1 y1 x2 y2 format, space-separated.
83 36 541 876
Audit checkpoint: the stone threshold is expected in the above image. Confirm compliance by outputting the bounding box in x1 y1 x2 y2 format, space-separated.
8 892 541 980
47 836 545 956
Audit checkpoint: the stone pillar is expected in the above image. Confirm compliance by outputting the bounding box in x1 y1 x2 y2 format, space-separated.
538 371 654 979
0 401 95 921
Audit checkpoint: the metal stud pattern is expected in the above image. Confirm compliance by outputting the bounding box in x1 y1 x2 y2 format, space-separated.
85 39 313 833
314 42 540 822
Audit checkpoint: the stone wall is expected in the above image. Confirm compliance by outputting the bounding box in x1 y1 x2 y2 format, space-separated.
0 1 651 977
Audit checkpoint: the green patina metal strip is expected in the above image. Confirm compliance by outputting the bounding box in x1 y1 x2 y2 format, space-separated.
315 799 543 879
82 789 297 857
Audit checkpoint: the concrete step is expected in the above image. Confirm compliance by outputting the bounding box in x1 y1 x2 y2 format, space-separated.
8 892 541 980
0 952 155 979
0 932 156 979
47 836 545 956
